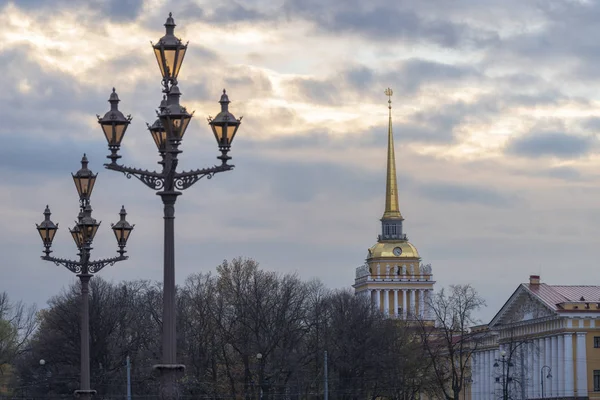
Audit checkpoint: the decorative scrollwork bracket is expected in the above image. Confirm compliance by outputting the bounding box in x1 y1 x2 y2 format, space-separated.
105 163 165 191
173 164 234 191
42 256 82 274
88 255 128 274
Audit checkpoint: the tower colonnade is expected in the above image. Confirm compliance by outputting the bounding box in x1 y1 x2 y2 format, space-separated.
366 287 433 319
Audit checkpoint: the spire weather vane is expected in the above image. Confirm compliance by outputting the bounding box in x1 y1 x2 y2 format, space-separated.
385 88 393 108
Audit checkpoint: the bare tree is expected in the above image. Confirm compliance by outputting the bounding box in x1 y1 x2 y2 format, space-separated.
0 292 37 378
417 284 486 400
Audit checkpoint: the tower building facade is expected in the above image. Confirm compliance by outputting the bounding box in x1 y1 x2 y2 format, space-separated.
353 89 435 321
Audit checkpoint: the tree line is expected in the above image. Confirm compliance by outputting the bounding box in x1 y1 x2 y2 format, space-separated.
0 258 485 400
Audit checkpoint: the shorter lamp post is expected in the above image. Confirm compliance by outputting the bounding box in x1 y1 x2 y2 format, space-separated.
494 350 512 400
541 365 552 400
36 155 134 400
256 353 263 400
38 359 51 394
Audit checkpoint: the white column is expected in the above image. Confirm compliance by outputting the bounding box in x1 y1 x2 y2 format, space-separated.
367 289 372 304
576 332 587 397
491 349 496 400
393 289 399 317
402 289 407 319
375 289 381 311
557 334 564 397
473 353 479 400
483 351 488 400
410 289 416 317
552 335 558 396
564 333 574 397
531 338 542 399
383 289 390 315
486 350 491 400
419 289 425 318
480 352 485 400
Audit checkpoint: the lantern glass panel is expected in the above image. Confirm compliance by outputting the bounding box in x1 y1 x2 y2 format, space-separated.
164 49 177 78
122 228 132 242
38 227 57 243
154 48 166 78
113 227 122 242
113 227 132 243
102 124 113 144
82 224 99 242
151 129 167 150
175 116 191 139
71 229 83 248
166 115 191 140
114 124 126 145
212 125 223 143
173 48 186 77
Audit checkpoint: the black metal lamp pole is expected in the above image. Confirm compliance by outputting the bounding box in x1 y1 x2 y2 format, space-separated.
36 155 134 400
541 365 552 400
493 351 512 400
96 13 241 400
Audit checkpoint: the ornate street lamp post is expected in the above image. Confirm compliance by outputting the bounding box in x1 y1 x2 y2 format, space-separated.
36 155 133 400
97 13 241 400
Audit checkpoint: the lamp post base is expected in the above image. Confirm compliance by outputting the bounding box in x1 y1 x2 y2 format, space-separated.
74 389 97 399
154 364 185 400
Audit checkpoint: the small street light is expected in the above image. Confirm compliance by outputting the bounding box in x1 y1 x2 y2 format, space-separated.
541 365 552 400
36 155 133 400
97 12 241 400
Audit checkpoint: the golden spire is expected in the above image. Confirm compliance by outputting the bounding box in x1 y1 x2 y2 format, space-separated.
382 88 403 220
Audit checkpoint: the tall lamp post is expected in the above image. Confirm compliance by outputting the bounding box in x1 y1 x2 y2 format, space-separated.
494 350 512 400
36 155 134 400
540 365 552 400
96 13 241 400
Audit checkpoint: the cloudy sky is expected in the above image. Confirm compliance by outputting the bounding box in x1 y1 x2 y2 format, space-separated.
1 0 599 322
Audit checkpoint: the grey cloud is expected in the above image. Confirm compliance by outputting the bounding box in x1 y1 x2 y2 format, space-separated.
288 78 337 105
396 59 479 93
288 59 479 106
344 66 374 91
283 0 499 48
0 137 105 179
505 132 595 159
12 0 144 21
582 117 600 132
209 2 269 23
223 67 273 96
260 160 382 204
482 1 600 80
0 48 108 137
538 166 583 181
417 182 519 208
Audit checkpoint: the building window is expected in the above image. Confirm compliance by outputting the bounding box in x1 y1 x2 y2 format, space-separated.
594 370 600 392
595 337 600 348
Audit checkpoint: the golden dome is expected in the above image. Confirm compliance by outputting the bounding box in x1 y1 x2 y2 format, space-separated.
368 241 420 259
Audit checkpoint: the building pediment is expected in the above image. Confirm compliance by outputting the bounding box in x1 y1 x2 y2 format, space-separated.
489 285 555 328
